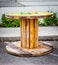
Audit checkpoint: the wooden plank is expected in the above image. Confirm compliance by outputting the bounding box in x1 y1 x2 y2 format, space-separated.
6 41 53 57
24 19 27 48
34 19 38 48
21 19 25 48
30 19 35 48
21 19 28 48
26 19 30 48
20 19 22 47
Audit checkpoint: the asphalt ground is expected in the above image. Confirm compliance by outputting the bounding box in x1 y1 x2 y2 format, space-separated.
0 41 58 65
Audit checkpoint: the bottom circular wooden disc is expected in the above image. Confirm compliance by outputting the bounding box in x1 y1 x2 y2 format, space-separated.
6 41 53 57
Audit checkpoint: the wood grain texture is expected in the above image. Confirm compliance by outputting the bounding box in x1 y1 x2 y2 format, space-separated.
6 12 53 57
20 19 22 47
7 15 52 19
30 19 35 48
20 18 38 49
34 19 38 48
21 19 25 48
6 41 53 57
26 19 30 48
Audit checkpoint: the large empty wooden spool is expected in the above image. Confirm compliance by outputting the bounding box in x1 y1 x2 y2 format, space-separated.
6 12 53 57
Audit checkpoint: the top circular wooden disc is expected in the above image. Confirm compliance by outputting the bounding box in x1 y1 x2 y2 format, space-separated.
6 12 53 19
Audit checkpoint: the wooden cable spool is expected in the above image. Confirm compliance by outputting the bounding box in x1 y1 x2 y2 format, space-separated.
6 12 53 57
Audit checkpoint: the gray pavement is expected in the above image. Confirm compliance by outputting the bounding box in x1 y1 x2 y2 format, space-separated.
0 41 58 65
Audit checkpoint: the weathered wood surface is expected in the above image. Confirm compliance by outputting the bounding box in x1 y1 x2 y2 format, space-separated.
6 12 53 56
6 41 53 57
7 14 52 19
20 19 38 49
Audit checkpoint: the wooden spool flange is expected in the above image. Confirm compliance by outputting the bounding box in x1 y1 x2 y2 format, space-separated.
6 41 53 57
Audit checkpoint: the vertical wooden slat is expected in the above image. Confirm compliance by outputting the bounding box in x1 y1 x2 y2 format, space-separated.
21 19 23 48
25 19 27 48
21 19 25 48
29 19 30 48
21 19 28 48
26 19 29 48
30 19 35 49
34 19 38 48
33 19 35 48
20 19 22 47
23 19 25 48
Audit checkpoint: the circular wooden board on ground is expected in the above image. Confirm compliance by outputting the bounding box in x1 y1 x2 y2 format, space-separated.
6 41 53 57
